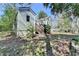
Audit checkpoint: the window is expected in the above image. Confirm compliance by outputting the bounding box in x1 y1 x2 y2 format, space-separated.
26 15 30 22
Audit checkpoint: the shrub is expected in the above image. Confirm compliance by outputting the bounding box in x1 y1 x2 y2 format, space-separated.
35 47 45 56
72 37 79 45
26 23 35 39
44 24 51 34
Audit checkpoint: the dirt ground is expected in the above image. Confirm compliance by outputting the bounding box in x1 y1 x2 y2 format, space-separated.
0 33 78 56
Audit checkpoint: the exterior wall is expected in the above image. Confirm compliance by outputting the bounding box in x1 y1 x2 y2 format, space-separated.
17 10 36 37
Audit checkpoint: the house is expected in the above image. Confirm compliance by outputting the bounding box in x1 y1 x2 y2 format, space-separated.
16 7 36 37
16 7 52 37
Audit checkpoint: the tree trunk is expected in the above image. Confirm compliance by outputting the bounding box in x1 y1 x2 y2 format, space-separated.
12 12 18 37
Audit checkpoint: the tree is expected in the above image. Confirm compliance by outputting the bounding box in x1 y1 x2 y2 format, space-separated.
9 3 31 36
4 5 16 31
38 11 48 19
1 3 31 36
0 6 15 32
0 16 12 31
0 4 17 36
58 12 71 32
37 11 51 34
43 3 79 33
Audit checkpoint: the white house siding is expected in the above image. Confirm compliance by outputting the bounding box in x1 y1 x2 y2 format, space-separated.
17 9 36 37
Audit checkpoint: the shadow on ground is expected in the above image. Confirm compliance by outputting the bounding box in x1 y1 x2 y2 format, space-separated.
0 36 28 56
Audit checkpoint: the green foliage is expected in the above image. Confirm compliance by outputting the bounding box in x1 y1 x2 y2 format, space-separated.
44 3 70 14
43 3 79 17
26 23 35 39
35 47 45 56
58 12 71 32
71 4 79 16
43 3 79 33
72 37 79 45
44 24 51 34
38 11 48 19
0 16 11 31
37 10 51 34
0 5 16 31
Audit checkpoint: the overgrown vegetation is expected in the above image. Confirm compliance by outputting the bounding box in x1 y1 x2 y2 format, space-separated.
35 47 45 56
58 12 71 32
0 6 15 31
26 23 35 39
0 3 79 56
44 24 51 34
43 3 79 33
38 11 48 19
72 37 79 45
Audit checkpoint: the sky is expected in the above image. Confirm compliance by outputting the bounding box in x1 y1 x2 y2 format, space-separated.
0 4 5 16
0 3 51 16
31 3 51 16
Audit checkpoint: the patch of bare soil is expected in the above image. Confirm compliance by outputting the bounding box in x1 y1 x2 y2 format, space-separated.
0 34 78 56
0 35 28 56
0 36 27 48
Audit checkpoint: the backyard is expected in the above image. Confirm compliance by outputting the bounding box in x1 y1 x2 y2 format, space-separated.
0 31 78 56
0 3 79 56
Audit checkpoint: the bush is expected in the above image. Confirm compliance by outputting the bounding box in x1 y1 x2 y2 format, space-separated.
35 47 45 56
72 37 79 45
44 24 51 34
26 23 35 39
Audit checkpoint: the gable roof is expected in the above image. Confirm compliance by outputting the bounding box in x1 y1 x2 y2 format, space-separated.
18 7 36 15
